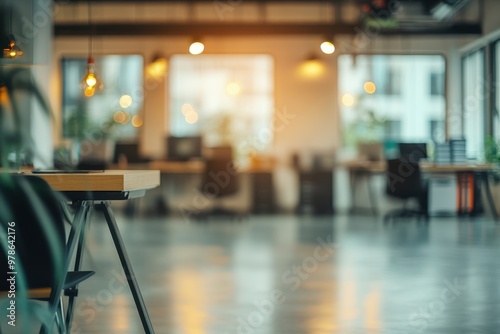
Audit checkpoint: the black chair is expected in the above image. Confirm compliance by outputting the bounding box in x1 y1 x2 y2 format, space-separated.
193 146 241 220
0 175 94 333
384 158 429 223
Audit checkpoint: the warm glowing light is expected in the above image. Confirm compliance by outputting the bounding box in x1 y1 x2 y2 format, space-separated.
320 41 335 54
364 81 377 94
181 103 198 124
182 103 199 123
85 73 97 87
123 112 131 124
84 86 95 97
226 81 241 96
119 94 133 108
113 111 126 123
189 42 204 55
0 86 9 105
111 295 130 332
81 57 103 97
185 111 199 124
146 58 168 78
182 103 195 116
132 114 144 127
342 93 355 107
3 38 23 59
299 59 325 78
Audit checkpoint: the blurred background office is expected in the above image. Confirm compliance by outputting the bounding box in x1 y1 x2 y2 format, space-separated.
3 0 500 332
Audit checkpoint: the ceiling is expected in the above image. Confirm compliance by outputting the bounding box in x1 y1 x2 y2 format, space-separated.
54 0 481 37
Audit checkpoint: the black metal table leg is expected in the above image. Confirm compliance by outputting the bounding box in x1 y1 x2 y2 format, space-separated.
65 203 93 331
98 202 155 334
41 201 89 334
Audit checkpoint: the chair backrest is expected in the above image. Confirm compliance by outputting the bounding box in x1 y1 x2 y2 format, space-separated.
201 146 239 198
385 158 422 199
0 175 66 292
398 143 427 163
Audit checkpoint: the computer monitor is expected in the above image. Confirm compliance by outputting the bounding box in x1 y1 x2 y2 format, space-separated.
398 143 428 163
166 136 203 161
113 142 147 163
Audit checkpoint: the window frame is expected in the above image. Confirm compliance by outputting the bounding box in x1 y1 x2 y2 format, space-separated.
337 52 448 148
461 48 487 159
60 53 145 140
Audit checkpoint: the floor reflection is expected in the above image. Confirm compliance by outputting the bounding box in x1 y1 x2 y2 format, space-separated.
68 214 500 334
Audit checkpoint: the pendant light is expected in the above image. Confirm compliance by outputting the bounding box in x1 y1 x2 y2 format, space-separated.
81 0 103 97
189 38 205 55
320 36 335 55
2 2 23 59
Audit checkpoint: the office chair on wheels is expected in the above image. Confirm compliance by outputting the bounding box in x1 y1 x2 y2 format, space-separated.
384 158 429 223
0 175 94 333
192 146 242 221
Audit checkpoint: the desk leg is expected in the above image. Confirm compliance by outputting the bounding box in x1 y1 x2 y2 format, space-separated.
65 203 93 331
98 202 155 334
366 173 378 216
479 173 499 221
349 171 378 215
41 202 89 334
349 171 357 214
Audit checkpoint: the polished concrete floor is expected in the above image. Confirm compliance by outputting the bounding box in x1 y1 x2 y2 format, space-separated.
62 213 500 333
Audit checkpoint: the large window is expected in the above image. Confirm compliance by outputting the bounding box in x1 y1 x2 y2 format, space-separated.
62 55 144 140
462 49 486 159
494 41 500 141
338 55 446 149
169 55 274 162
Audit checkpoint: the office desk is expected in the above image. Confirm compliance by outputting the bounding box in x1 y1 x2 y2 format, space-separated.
341 160 386 215
118 161 276 214
343 160 498 219
420 163 498 220
33 170 160 333
148 160 205 174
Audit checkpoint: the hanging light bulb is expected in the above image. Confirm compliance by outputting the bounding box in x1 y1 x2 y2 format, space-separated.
80 0 103 97
2 35 23 58
189 40 204 55
320 40 335 55
2 3 23 59
81 57 103 97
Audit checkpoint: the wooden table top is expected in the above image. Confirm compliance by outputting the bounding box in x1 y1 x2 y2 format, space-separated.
28 170 160 192
341 160 496 173
341 160 386 172
420 162 495 173
113 160 275 174
148 160 206 174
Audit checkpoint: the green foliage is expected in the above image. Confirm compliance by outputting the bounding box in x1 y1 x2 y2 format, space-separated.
484 136 500 183
344 107 387 148
0 67 51 168
484 136 500 163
